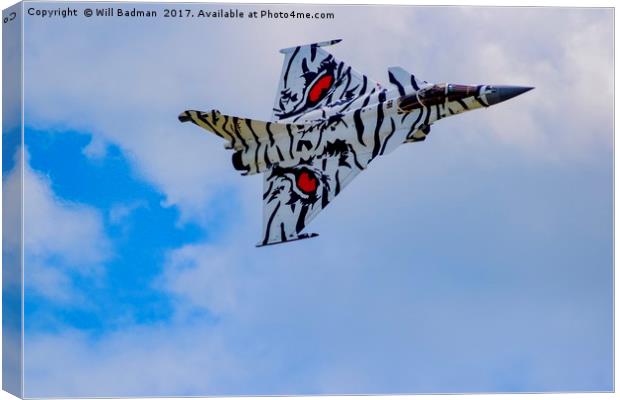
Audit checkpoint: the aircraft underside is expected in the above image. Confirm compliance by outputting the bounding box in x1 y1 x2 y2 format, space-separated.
179 39 532 246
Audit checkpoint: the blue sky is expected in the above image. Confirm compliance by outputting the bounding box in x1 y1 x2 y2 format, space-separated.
6 3 613 397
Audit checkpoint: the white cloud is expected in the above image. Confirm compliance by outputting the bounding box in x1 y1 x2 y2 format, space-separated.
160 243 241 315
25 209 613 396
404 7 614 162
23 162 109 267
82 134 109 159
24 325 242 397
3 150 112 302
108 200 147 225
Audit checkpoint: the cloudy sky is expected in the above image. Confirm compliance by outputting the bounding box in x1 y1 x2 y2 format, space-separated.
5 3 614 397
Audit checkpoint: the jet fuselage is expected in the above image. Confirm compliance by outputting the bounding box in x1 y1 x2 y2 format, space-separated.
258 83 532 173
179 38 533 245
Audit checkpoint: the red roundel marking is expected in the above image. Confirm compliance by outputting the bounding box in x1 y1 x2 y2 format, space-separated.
296 170 318 194
308 74 334 104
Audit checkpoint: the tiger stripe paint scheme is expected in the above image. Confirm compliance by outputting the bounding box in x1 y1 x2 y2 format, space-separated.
179 39 533 246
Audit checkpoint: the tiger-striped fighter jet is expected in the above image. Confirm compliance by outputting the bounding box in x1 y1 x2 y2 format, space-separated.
179 39 533 247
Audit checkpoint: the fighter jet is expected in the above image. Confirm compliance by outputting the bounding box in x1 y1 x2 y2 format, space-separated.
179 39 533 247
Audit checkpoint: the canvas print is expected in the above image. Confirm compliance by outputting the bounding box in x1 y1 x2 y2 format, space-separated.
2 2 614 398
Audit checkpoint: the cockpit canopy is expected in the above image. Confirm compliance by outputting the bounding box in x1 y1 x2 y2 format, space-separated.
446 84 478 100
398 83 479 112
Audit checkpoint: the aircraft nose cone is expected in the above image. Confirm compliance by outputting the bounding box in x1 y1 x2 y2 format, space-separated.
485 85 534 106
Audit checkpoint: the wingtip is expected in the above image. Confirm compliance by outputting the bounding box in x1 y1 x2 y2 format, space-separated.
280 39 342 54
178 111 192 123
